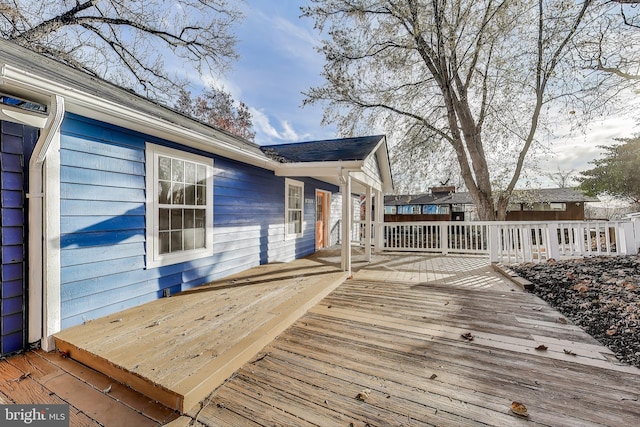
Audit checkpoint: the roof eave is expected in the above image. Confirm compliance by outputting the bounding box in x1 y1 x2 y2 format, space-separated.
1 63 276 171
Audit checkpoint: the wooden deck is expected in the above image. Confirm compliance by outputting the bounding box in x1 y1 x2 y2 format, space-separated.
53 256 348 413
0 350 178 426
1 249 639 426
178 251 640 427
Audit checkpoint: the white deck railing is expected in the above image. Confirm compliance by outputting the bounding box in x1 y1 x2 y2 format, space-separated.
350 219 639 264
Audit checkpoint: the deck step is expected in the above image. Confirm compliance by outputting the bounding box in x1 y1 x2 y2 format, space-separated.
54 258 348 413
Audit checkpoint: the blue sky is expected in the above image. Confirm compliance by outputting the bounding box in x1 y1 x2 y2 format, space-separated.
216 0 337 146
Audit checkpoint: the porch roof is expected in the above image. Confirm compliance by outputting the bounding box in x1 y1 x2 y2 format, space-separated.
265 135 394 193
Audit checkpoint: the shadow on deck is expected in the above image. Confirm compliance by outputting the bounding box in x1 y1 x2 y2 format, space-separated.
54 252 349 413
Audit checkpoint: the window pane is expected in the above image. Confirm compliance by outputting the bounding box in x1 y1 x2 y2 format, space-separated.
150 146 212 262
159 232 170 254
184 209 195 229
197 164 207 183
195 209 205 228
185 162 196 184
159 180 171 204
288 210 301 234
159 156 171 181
184 228 195 251
185 184 196 205
171 231 183 252
194 228 205 248
289 186 302 209
171 208 183 229
159 208 170 231
196 185 206 205
172 183 185 204
172 159 184 182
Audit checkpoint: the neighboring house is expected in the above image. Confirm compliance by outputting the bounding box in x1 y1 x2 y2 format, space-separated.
384 186 454 222
0 39 392 357
385 187 598 222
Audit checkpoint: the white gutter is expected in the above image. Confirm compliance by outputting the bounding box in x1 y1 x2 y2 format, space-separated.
27 94 65 350
0 64 275 172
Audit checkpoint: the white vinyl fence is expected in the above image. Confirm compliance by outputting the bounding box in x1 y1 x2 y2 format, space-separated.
350 219 640 264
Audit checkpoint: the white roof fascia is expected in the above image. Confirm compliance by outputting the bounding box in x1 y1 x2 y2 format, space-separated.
274 160 363 177
350 171 383 193
0 64 276 171
275 161 385 193
365 137 394 193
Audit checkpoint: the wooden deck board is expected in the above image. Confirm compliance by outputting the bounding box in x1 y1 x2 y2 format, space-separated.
54 256 348 412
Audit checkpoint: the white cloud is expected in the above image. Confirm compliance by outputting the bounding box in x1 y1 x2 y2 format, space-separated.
530 113 640 187
250 107 300 144
280 120 299 140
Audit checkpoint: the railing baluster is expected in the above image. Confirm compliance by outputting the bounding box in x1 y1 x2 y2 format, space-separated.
368 220 636 262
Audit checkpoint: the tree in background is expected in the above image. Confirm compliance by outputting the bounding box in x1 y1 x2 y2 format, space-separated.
303 0 640 220
0 0 241 100
578 137 640 206
175 86 256 142
546 168 576 189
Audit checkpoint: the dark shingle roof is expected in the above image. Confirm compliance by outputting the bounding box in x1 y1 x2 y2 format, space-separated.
508 188 599 204
384 194 424 206
387 188 599 206
260 135 385 163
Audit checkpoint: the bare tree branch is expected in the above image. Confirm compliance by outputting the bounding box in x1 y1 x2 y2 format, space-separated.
1 0 241 100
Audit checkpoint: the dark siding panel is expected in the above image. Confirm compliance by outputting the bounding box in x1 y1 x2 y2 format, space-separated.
0 121 37 355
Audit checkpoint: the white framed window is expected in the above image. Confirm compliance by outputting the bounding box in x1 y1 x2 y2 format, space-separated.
285 178 304 238
145 143 214 268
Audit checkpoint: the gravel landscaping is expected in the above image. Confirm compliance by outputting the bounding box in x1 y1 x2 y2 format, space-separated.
511 255 640 368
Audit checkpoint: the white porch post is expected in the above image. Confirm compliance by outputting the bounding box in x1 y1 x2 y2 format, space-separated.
340 172 352 274
364 186 372 262
375 189 384 252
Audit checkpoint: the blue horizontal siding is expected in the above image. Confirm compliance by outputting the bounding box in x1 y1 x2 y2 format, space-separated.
61 264 183 301
60 229 145 249
61 242 144 267
63 134 145 162
58 113 338 329
62 149 144 176
61 215 144 234
62 200 144 216
61 182 145 202
61 167 145 189
62 256 145 283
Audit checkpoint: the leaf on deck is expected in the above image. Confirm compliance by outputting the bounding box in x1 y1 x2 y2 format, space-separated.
510 401 529 417
355 389 371 401
461 332 474 341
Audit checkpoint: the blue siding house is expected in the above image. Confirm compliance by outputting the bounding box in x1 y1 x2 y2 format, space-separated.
0 39 393 356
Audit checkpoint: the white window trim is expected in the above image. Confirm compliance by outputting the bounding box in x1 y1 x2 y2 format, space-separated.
285 178 304 239
145 143 214 268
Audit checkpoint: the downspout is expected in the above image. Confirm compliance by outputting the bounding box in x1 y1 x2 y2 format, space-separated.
28 94 65 350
